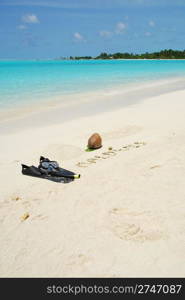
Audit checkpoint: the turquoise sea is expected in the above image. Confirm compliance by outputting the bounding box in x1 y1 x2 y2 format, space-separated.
1 59 185 109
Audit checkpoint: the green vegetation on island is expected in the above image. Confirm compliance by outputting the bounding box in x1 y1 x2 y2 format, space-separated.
66 49 185 60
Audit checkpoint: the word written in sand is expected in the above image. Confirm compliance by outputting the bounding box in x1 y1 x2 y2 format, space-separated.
77 141 146 167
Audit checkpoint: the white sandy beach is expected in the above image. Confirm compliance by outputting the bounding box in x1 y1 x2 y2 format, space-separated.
0 82 185 277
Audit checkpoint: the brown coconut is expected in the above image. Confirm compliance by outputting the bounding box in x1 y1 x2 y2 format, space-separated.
88 133 102 149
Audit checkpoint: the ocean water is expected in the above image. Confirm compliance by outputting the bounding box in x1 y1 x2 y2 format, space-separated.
1 59 185 109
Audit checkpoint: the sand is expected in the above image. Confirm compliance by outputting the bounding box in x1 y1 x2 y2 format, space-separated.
0 83 185 277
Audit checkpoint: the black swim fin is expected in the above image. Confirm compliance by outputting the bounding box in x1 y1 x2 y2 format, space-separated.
21 163 80 182
39 156 80 179
22 164 43 177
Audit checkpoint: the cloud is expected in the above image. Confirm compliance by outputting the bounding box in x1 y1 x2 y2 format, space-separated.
22 14 39 23
99 21 127 38
115 22 126 34
149 20 155 27
17 24 27 30
74 32 85 41
99 30 112 38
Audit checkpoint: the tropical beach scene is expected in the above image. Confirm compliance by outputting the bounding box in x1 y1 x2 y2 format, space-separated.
0 0 185 278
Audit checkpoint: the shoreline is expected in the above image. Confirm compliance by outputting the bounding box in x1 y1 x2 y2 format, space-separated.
1 75 185 134
2 58 185 61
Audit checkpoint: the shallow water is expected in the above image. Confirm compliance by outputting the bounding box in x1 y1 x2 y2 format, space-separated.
1 59 185 109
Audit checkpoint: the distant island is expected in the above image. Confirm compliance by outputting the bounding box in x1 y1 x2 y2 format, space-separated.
58 49 185 60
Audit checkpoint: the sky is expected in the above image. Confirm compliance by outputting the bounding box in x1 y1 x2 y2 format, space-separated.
0 0 185 59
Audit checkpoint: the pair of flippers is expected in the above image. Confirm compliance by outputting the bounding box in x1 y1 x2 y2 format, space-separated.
22 156 80 183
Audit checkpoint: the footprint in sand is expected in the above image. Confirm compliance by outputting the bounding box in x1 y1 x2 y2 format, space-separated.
64 254 92 273
108 207 166 242
76 142 146 167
